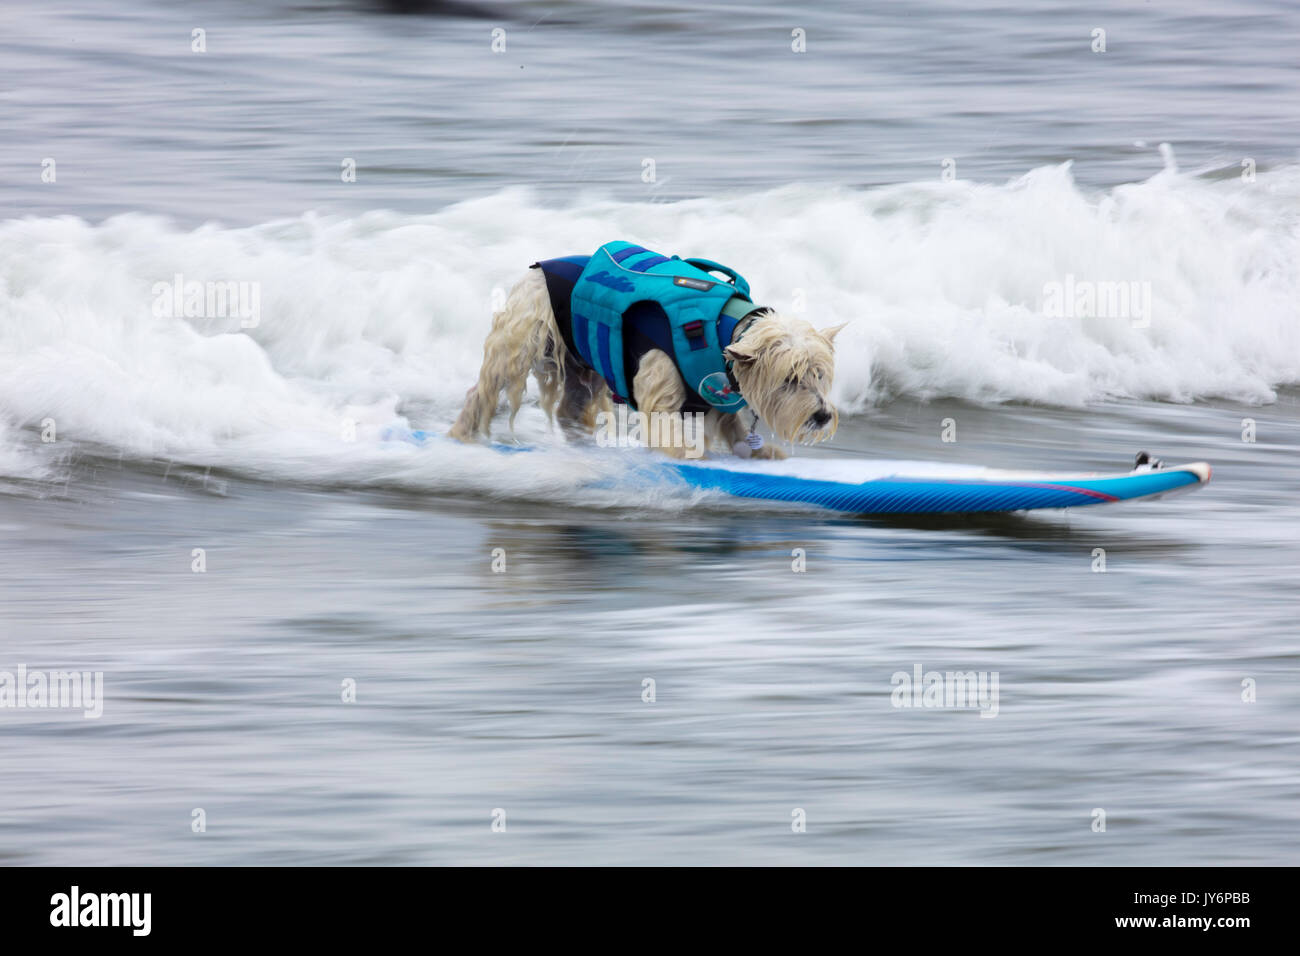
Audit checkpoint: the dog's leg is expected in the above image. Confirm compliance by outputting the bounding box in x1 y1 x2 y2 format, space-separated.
580 384 614 435
630 350 693 459
450 268 564 441
556 356 612 442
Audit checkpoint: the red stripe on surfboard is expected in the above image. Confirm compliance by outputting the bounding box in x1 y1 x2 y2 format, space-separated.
896 477 1121 501
1013 482 1119 501
900 478 1122 501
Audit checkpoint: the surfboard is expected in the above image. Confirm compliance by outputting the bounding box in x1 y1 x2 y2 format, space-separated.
385 427 1210 515
668 456 1210 514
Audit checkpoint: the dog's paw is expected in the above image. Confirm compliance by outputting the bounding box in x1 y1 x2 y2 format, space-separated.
652 443 690 460
749 444 788 460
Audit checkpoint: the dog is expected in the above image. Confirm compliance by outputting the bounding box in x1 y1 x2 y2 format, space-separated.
450 242 841 459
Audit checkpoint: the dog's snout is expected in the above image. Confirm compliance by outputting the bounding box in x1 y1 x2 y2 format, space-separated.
812 408 832 427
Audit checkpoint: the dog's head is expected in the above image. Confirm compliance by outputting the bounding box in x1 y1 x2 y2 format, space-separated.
724 310 843 444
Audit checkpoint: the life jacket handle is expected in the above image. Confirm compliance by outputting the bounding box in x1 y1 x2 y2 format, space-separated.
681 258 751 298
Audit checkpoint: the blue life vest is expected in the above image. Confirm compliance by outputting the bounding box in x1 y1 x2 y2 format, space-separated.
533 241 756 414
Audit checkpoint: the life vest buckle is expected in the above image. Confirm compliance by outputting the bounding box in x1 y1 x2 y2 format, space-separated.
682 319 707 351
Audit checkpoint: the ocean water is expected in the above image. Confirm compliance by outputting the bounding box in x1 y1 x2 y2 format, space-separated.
1 0 1298 865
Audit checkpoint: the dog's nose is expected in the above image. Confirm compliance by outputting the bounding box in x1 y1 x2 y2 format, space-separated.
812 408 832 427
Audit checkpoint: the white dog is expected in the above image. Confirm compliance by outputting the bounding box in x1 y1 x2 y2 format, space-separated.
451 242 841 459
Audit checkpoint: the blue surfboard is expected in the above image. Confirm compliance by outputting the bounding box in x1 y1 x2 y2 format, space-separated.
666 456 1210 515
384 427 1210 515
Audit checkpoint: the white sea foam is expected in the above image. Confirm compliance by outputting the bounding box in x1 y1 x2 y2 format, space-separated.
1 160 1297 489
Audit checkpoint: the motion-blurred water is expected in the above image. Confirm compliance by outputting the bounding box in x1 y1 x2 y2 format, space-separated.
1 0 1298 865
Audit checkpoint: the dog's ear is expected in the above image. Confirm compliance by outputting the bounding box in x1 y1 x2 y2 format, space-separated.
819 322 848 344
724 340 759 365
